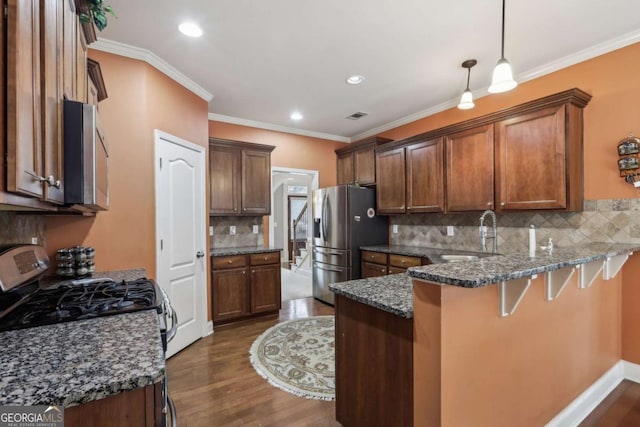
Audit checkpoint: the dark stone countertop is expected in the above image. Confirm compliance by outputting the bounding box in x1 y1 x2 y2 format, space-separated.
408 242 640 287
211 246 283 257
360 244 490 263
0 268 164 407
329 274 414 318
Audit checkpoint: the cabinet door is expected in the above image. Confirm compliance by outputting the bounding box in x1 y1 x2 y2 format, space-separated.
242 149 271 215
406 138 444 213
61 0 76 100
337 152 354 185
361 261 388 278
376 147 406 214
495 105 567 210
354 146 376 185
6 0 44 198
75 21 88 103
210 145 241 215
40 0 64 204
445 125 494 212
212 267 249 322
250 264 281 314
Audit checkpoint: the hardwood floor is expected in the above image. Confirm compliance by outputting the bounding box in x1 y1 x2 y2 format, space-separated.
167 297 639 427
580 380 640 427
167 297 339 427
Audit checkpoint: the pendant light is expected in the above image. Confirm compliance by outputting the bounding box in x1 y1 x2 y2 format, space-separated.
488 0 517 93
458 59 477 110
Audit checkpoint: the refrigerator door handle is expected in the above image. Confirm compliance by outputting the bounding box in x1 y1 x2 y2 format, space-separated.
322 193 330 241
313 248 345 257
313 262 345 274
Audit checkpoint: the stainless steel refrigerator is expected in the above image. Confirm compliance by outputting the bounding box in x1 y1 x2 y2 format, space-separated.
312 185 388 305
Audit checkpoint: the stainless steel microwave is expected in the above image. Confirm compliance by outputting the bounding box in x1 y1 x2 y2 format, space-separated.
63 100 109 211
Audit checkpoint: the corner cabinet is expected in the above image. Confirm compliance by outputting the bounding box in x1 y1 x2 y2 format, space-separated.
212 251 281 325
209 138 275 216
336 136 392 186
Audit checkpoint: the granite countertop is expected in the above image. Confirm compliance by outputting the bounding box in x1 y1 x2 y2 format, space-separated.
0 310 165 407
211 246 283 257
408 242 640 288
360 244 490 263
329 274 414 318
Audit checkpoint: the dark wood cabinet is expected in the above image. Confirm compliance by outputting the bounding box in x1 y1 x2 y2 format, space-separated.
406 138 444 213
375 147 406 214
209 138 274 216
336 295 413 427
361 250 428 278
445 124 495 212
361 261 387 278
65 382 163 427
336 136 392 186
212 251 281 325
495 104 582 211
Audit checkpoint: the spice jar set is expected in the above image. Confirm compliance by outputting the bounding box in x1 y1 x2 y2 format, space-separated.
56 246 96 277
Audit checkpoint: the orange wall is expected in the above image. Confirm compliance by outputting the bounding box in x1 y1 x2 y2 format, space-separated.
379 42 640 201
208 121 347 189
45 51 209 279
414 273 621 426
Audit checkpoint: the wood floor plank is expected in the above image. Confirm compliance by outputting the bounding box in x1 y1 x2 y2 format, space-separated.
167 297 339 427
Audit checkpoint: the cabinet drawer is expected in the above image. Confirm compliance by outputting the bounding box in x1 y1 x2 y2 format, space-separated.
389 254 421 269
250 251 280 266
362 262 388 278
388 266 407 275
362 251 388 265
213 255 247 269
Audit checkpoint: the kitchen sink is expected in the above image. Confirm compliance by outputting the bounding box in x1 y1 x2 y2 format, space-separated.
440 254 480 262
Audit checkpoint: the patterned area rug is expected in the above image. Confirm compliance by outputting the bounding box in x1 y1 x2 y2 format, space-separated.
249 316 335 400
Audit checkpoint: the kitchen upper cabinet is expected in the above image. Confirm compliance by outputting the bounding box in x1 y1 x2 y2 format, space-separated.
445 125 495 212
406 138 444 213
376 138 444 214
336 136 392 186
209 138 275 216
495 104 580 210
376 147 406 214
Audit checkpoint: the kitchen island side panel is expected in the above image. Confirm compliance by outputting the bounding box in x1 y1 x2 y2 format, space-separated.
622 252 640 365
413 273 621 426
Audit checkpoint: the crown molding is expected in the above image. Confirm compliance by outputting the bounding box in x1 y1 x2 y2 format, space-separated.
352 29 640 141
90 38 214 102
208 113 350 143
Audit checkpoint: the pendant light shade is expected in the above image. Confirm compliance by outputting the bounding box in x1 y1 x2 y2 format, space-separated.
458 59 477 110
488 0 517 94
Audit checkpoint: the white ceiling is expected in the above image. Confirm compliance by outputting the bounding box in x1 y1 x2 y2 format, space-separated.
97 0 640 142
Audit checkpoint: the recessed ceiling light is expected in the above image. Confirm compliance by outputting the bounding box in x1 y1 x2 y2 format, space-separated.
178 22 203 38
346 75 365 85
290 112 303 121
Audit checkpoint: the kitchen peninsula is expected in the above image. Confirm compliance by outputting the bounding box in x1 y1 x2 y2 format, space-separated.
330 243 640 427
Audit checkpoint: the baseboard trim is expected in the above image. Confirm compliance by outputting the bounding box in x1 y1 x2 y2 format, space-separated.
206 321 214 336
545 361 624 427
623 360 640 383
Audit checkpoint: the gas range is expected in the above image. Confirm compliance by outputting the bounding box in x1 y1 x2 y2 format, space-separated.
0 277 162 332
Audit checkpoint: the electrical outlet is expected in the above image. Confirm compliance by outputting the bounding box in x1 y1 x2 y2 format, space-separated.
446 226 454 236
209 226 214 236
230 225 236 235
252 225 259 234
392 224 398 234
31 237 38 244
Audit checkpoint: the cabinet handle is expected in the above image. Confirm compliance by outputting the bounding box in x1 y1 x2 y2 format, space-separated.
264 256 268 260
500 202 505 206
242 271 246 275
252 270 255 274
401 260 406 264
487 202 492 206
228 260 233 264
46 175 61 189
381 269 386 273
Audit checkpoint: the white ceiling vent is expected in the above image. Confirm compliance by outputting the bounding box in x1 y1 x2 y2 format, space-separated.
345 112 368 120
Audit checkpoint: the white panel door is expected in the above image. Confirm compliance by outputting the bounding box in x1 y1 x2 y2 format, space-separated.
155 130 207 358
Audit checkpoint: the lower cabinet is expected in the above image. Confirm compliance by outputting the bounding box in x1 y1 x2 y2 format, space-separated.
212 251 281 325
361 250 429 278
336 295 413 427
65 382 162 427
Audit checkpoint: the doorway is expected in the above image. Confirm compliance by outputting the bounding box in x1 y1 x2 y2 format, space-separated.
154 130 207 358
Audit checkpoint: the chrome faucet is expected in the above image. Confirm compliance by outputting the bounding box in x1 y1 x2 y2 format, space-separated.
479 210 498 254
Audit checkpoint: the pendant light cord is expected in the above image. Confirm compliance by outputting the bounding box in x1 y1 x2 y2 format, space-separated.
466 68 471 90
501 0 506 59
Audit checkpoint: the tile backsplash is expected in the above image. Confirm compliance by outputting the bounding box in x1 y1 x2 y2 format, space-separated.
211 216 264 248
390 199 640 253
0 212 45 246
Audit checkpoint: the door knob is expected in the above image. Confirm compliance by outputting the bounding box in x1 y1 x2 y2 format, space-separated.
196 251 205 258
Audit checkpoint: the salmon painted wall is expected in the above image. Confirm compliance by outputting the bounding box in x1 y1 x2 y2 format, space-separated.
45 51 209 280
208 121 347 189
